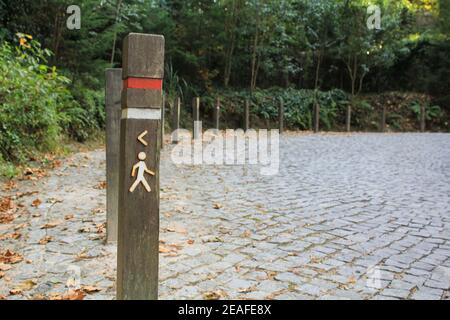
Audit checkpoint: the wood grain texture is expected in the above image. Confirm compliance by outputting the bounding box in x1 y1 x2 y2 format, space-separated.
244 99 250 131
172 97 181 143
122 33 165 79
105 68 122 243
117 118 161 300
278 98 284 134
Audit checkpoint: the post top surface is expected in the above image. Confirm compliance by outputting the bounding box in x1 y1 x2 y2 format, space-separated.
122 33 165 80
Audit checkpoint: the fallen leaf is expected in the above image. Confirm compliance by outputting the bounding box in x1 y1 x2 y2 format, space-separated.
13 279 36 292
15 191 39 198
213 203 223 209
38 236 53 245
14 223 28 230
9 289 22 295
40 221 60 229
64 214 74 220
241 230 251 238
82 286 101 294
49 289 86 300
94 181 107 190
203 290 227 300
0 271 4 279
0 232 21 240
0 295 6 300
187 239 195 245
348 275 357 285
0 250 23 264
3 180 17 191
31 199 42 207
0 263 12 271
165 226 187 234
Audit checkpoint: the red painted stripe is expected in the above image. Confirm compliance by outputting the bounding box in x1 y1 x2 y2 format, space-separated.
124 78 163 90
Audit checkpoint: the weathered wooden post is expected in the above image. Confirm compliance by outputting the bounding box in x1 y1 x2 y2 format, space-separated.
244 99 250 131
313 102 320 133
420 104 426 132
105 68 122 243
215 97 220 132
172 97 181 143
117 33 164 300
193 97 200 139
381 105 387 132
278 97 284 134
161 93 165 149
346 104 352 132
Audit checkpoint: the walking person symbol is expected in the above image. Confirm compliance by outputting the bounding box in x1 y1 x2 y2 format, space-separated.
129 152 155 193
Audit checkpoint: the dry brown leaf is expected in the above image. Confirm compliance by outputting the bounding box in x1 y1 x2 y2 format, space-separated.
0 250 23 264
96 223 106 234
3 180 17 191
14 223 28 230
31 199 42 207
165 226 187 234
82 286 101 294
38 236 53 245
0 232 21 240
49 289 86 300
0 263 12 271
203 290 227 300
9 289 22 295
0 295 6 300
15 191 38 199
241 230 251 238
40 221 60 229
94 181 107 190
213 203 223 209
187 239 195 245
348 275 357 285
64 214 74 220
14 279 36 292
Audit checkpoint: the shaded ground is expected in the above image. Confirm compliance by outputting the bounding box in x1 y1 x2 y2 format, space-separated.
1 132 450 300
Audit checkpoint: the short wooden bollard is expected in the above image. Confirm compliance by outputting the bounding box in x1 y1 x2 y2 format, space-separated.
172 97 181 143
420 104 426 132
117 33 164 300
244 99 250 131
215 97 220 132
278 98 284 134
161 93 165 149
105 68 122 243
314 102 320 133
346 105 352 132
381 105 387 132
193 97 200 139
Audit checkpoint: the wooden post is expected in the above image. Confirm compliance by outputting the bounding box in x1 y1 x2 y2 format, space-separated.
278 97 284 134
215 97 220 132
117 33 164 300
346 104 352 132
161 93 165 149
172 97 181 143
381 105 386 132
193 97 200 139
314 102 320 133
244 99 250 131
105 68 122 243
420 104 426 132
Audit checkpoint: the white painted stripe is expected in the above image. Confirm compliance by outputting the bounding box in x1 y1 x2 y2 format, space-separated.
121 108 161 120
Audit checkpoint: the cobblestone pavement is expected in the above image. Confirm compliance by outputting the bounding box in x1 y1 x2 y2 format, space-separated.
1 133 450 300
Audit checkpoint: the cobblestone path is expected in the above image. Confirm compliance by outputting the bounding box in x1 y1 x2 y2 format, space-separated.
1 133 449 300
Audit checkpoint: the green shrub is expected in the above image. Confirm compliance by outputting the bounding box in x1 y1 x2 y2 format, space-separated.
0 36 76 163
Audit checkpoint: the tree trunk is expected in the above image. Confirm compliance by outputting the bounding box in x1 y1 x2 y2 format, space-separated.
110 0 123 66
346 104 352 132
